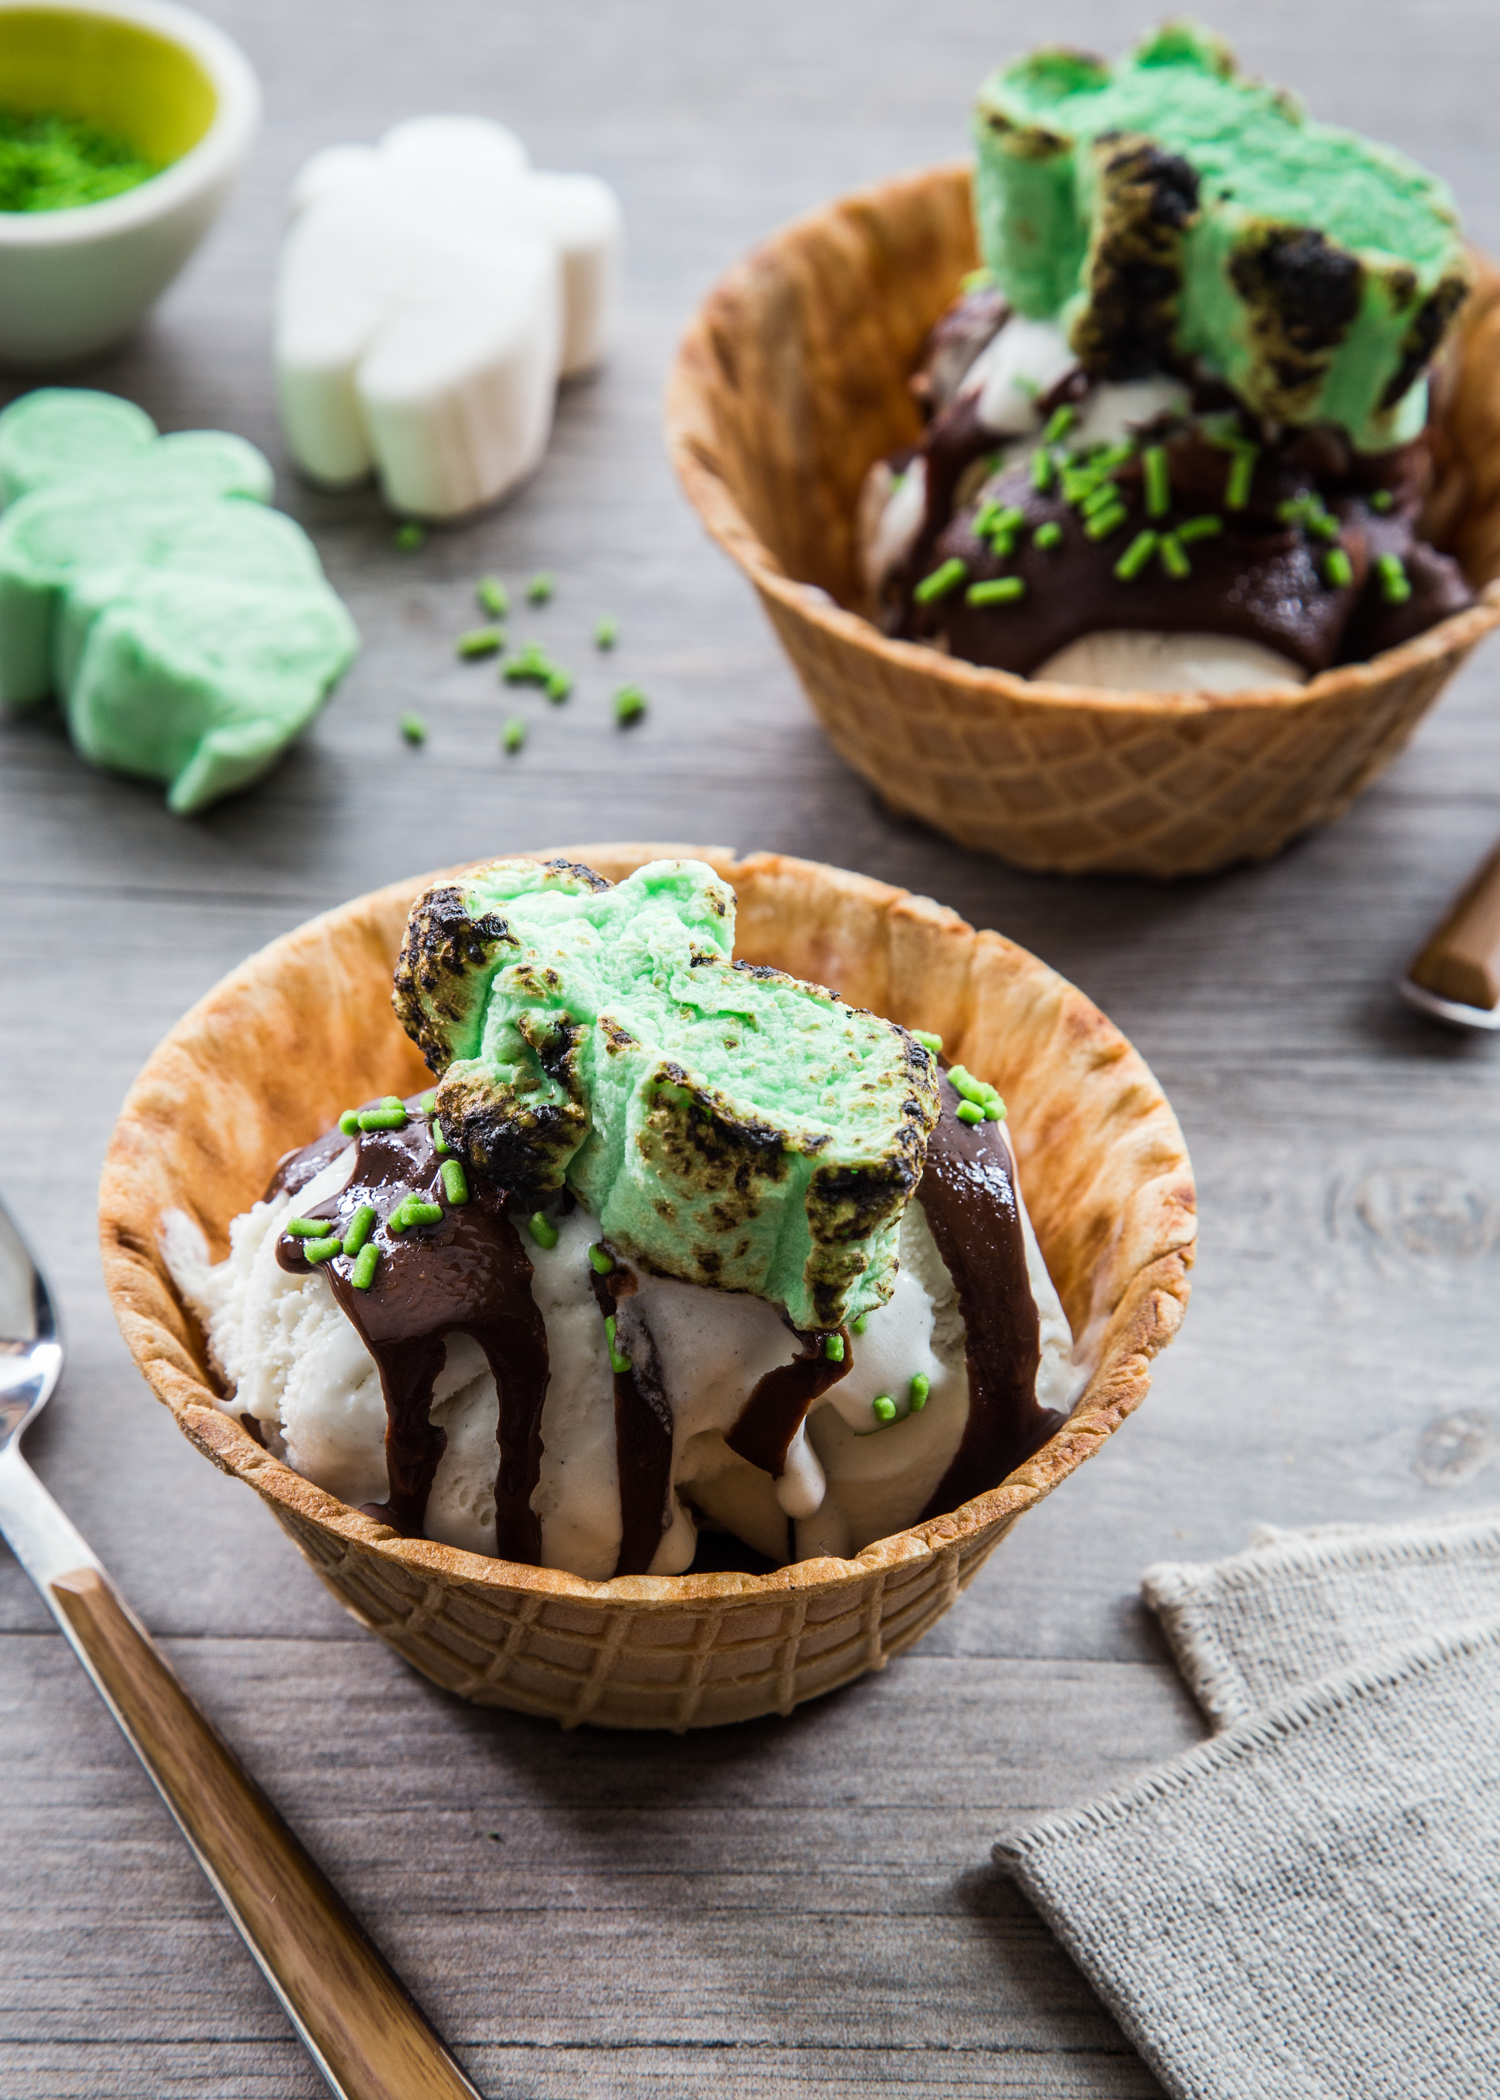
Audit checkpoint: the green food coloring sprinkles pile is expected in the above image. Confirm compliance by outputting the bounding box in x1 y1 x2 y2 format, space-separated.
0 111 157 213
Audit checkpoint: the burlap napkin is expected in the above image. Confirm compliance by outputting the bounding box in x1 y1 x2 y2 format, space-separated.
992 1512 1500 2100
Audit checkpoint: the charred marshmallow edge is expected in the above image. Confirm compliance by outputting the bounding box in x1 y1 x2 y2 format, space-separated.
276 114 625 520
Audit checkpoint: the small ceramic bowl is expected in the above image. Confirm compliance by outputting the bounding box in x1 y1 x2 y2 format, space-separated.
0 0 259 368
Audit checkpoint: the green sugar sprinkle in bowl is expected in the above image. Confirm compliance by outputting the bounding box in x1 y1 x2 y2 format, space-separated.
0 0 259 367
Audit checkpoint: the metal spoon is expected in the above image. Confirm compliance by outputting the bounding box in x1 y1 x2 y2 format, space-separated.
0 1190 482 2100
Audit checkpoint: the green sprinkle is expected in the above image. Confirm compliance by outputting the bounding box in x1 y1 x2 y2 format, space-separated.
1176 514 1223 544
342 1205 377 1257
304 1236 344 1263
400 1199 443 1230
1084 504 1128 541
588 1242 615 1275
456 626 504 659
477 576 509 618
909 1373 930 1413
851 1313 869 1336
527 1211 559 1251
1377 552 1412 605
604 1314 631 1376
358 1106 408 1132
399 713 427 746
872 1395 897 1425
1307 508 1339 542
433 1126 450 1156
1323 546 1354 589
1042 404 1076 445
614 684 648 726
440 1158 469 1205
1225 447 1257 510
1091 441 1135 472
824 1334 845 1362
973 498 1002 539
526 572 555 604
948 1065 987 1103
956 1100 984 1125
1115 530 1158 582
339 1110 360 1136
1081 480 1121 519
960 265 994 292
1370 489 1395 513
394 522 425 552
966 576 1025 606
1061 468 1103 506
285 1217 331 1238
350 1242 380 1291
991 505 1025 537
594 616 618 649
1030 447 1054 493
1142 445 1170 519
984 1095 1007 1121
380 1097 403 1109
911 1028 943 1054
1159 532 1190 581
546 668 573 703
1033 519 1064 551
913 557 967 605
420 1091 437 1115
502 717 526 754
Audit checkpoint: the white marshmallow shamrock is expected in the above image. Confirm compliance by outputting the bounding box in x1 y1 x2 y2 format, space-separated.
275 115 624 520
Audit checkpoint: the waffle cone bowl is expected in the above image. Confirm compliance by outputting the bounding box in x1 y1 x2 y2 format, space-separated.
666 167 1500 879
100 844 1195 1730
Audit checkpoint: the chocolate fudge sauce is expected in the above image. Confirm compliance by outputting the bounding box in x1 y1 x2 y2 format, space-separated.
917 1075 1061 1519
590 1261 675 1577
728 1329 851 1478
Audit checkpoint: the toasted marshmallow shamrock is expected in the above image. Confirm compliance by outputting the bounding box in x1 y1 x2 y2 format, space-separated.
276 115 624 519
0 388 357 815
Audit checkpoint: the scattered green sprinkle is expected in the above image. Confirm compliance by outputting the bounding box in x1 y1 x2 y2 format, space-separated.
614 684 648 726
1034 519 1064 551
851 1313 869 1336
604 1314 631 1375
285 1218 330 1238
1377 551 1412 605
911 1028 943 1054
546 668 573 703
420 1091 437 1115
1061 467 1102 506
358 1105 408 1131
399 712 427 746
350 1242 380 1291
1324 546 1354 589
914 557 968 604
948 1066 989 1103
304 1236 344 1263
440 1158 469 1205
380 1097 402 1109
594 616 618 649
1306 508 1339 542
824 1334 845 1362
528 1211 559 1251
1042 404 1076 445
1370 489 1395 513
1081 480 1122 519
1143 446 1171 519
872 1395 897 1425
967 576 1025 606
502 717 527 754
394 522 426 552
477 576 509 617
1159 532 1191 581
909 1373 930 1413
396 1198 442 1231
1030 447 1054 493
1084 504 1128 541
342 1205 377 1257
1176 514 1223 544
984 1095 1007 1122
433 1126 450 1156
526 573 555 604
588 1243 615 1275
1224 447 1257 510
956 1100 984 1125
456 625 504 659
1092 441 1135 472
339 1110 360 1136
1115 530 1158 582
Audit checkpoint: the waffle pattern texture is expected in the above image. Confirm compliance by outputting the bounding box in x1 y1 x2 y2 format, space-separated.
667 167 1500 877
99 844 1195 1731
995 1511 1500 2100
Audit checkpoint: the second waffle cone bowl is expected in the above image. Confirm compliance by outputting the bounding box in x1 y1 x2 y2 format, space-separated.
100 845 1195 1730
666 167 1500 879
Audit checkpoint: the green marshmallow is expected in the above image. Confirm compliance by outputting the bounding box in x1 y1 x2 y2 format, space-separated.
0 389 355 811
393 857 941 1331
973 23 1470 449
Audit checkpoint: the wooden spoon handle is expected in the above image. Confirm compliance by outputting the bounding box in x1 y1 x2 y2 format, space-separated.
49 1564 481 2100
1408 839 1500 1011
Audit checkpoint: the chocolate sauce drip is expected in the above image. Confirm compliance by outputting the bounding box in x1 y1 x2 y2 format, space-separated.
918 1076 1060 1520
589 1262 674 1577
728 1327 850 1479
273 1097 549 1557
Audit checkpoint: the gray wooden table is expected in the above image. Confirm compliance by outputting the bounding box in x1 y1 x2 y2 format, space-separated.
4 3 1500 2093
